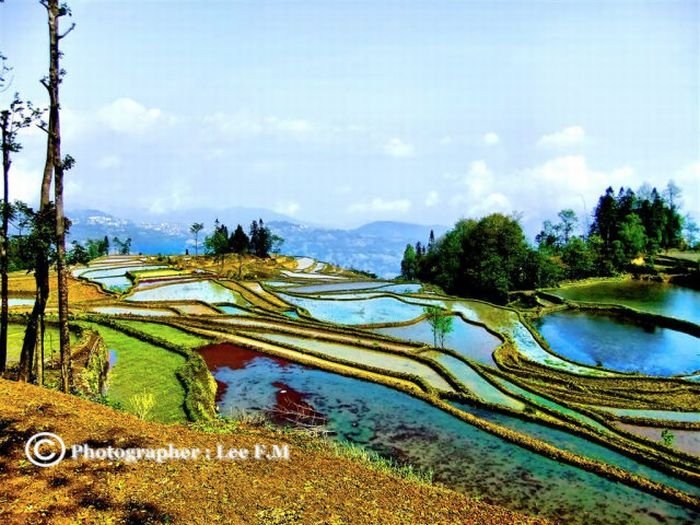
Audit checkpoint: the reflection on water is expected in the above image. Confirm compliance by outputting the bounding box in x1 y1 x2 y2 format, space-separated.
200 343 699 525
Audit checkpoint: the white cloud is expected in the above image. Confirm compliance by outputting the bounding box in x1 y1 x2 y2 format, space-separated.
425 191 440 207
468 160 492 178
97 155 122 170
537 126 587 148
348 197 412 214
483 132 500 146
98 98 174 135
274 201 301 216
443 155 638 235
202 111 314 140
383 138 415 158
1 158 42 203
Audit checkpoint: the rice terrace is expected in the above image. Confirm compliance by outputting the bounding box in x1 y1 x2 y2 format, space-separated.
1 1 699 524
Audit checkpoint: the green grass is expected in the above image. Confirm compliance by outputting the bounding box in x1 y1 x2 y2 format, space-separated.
79 322 188 423
6 323 77 363
114 320 210 349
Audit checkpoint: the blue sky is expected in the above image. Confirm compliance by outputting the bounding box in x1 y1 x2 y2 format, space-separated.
1 0 698 235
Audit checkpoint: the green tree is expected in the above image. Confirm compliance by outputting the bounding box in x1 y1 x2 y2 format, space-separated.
617 213 646 260
204 219 229 271
66 240 90 265
561 237 595 279
229 224 249 254
423 305 454 348
400 244 417 280
112 236 132 255
1 94 40 373
557 209 578 245
590 186 618 249
661 429 675 448
190 222 204 256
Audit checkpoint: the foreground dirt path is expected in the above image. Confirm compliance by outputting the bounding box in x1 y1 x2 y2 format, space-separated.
0 379 550 525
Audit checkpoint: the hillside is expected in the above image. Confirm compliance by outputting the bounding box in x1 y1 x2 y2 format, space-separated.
62 209 447 278
0 379 548 525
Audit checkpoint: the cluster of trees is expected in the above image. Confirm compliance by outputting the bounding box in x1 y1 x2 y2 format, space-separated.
537 184 687 279
66 236 110 265
402 214 553 303
201 218 283 267
0 0 76 391
401 183 692 303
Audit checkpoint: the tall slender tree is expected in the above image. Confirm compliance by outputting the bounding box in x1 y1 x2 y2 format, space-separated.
1 94 39 373
190 222 203 256
19 0 76 387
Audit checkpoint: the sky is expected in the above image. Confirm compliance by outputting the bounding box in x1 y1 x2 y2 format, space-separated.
0 0 698 236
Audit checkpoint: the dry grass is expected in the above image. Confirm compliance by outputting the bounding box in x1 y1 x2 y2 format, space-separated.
0 379 549 525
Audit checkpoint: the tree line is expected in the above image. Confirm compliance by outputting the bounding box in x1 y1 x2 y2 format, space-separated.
196 218 283 268
401 182 693 303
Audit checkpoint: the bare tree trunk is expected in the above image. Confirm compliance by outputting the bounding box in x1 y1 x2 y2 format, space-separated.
19 0 73 384
45 0 72 392
0 112 9 374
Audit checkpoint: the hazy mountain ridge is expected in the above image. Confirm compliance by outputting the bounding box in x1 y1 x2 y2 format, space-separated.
66 209 447 278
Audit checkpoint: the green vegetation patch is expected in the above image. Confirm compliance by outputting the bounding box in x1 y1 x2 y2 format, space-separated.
115 320 211 349
6 323 77 363
79 322 188 423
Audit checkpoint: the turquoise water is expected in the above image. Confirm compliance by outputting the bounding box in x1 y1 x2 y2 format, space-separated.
255 332 454 392
534 311 700 376
278 294 427 325
289 281 393 294
126 280 250 305
425 352 524 409
598 407 700 424
374 316 500 365
486 374 610 433
550 281 700 324
80 264 167 279
508 319 616 377
218 305 254 316
208 346 699 525
90 275 133 292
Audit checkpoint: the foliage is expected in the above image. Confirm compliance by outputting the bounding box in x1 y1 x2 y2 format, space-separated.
423 305 454 348
407 214 547 303
112 236 132 255
400 244 417 280
660 429 675 448
128 390 156 420
204 218 283 265
190 222 204 256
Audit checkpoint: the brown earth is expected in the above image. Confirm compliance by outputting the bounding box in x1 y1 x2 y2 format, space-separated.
0 379 551 525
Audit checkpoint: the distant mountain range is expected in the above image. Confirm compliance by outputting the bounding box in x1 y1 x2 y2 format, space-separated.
66 208 448 278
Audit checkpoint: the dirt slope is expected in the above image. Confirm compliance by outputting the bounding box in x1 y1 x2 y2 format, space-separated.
0 379 550 524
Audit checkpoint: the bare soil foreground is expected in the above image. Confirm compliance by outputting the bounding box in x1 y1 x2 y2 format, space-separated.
0 379 549 525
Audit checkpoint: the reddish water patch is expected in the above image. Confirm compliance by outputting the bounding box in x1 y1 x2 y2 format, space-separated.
198 343 295 402
269 381 326 427
198 342 291 371
214 379 228 403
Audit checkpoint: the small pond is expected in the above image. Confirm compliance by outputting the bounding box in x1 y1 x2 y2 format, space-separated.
534 310 700 376
126 280 250 305
374 316 500 365
278 294 426 325
550 281 700 325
